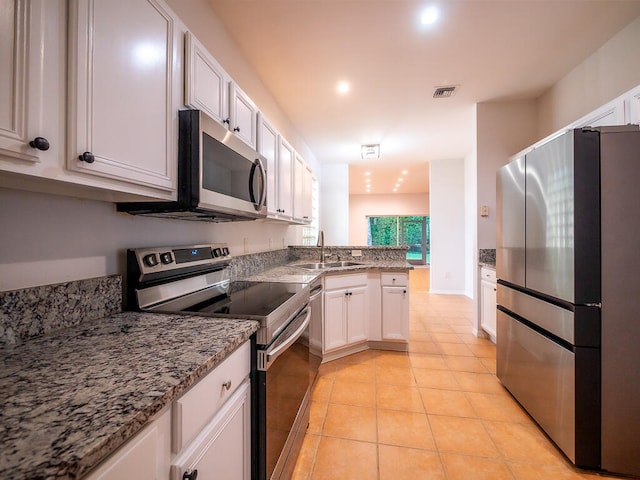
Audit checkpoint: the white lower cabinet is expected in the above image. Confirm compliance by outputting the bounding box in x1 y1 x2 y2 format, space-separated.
170 379 251 480
84 408 171 480
83 341 251 480
480 266 497 342
381 273 409 342
323 273 368 354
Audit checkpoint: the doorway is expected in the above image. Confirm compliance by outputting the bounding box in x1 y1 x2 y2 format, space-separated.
367 215 430 265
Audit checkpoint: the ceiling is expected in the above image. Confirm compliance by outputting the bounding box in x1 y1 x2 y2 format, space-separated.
207 1 640 194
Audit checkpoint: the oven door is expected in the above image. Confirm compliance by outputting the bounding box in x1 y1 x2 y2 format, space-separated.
256 307 311 480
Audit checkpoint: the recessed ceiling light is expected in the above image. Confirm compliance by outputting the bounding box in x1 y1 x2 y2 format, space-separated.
393 188 398 192
365 171 371 176
337 81 350 94
421 6 439 25
365 178 371 183
402 170 408 175
398 178 403 182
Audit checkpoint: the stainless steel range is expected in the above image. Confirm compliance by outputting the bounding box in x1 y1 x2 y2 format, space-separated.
126 243 311 480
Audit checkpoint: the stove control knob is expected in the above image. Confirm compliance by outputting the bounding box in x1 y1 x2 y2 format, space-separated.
222 247 229 256
143 253 159 267
160 252 173 264
213 248 222 257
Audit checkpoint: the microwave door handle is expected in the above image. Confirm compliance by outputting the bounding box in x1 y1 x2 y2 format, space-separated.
249 158 267 211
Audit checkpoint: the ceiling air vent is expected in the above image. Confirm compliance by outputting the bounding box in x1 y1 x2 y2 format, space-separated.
433 85 457 98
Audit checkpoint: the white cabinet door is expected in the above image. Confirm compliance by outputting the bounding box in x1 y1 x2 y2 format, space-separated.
480 279 497 341
573 97 626 128
171 380 251 480
628 85 640 125
277 137 294 220
67 0 179 197
257 113 279 216
184 31 229 125
0 0 64 168
324 288 348 352
302 164 313 223
293 153 305 222
85 409 171 480
381 286 409 341
346 285 368 344
229 82 258 149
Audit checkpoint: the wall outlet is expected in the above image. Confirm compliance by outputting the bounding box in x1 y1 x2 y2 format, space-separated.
480 205 490 217
351 249 362 257
243 238 249 254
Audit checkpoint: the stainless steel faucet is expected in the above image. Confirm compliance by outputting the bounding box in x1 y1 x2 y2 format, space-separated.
317 230 325 263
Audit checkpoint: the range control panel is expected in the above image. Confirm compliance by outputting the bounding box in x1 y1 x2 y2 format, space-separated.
131 243 231 276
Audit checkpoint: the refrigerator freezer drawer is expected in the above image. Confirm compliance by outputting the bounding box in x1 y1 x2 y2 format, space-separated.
497 310 576 463
497 283 574 344
497 311 600 468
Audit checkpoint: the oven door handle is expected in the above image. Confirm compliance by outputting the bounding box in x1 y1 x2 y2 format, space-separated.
264 307 310 368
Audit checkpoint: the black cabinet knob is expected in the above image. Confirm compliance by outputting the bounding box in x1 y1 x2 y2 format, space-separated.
183 470 198 480
223 118 230 125
78 152 95 163
233 126 241 132
29 137 50 151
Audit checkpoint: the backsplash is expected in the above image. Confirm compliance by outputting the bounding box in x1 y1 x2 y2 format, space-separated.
230 248 290 279
0 276 121 346
289 245 408 263
479 249 496 266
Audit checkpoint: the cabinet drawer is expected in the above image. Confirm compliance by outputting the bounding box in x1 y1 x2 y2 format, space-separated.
481 267 496 282
173 341 250 452
380 272 408 287
325 273 368 290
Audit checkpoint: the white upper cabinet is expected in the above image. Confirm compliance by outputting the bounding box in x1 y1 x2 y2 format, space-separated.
257 113 279 217
573 97 626 129
277 137 294 220
229 82 258 149
67 0 180 196
0 0 64 168
293 153 305 222
628 85 640 125
184 31 229 125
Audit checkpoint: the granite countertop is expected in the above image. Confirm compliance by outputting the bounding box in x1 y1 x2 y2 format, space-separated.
0 311 259 480
242 260 412 282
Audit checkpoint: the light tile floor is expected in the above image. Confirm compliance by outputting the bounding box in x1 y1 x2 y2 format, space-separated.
292 268 625 480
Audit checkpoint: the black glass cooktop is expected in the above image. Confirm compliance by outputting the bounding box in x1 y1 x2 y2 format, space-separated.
181 281 307 318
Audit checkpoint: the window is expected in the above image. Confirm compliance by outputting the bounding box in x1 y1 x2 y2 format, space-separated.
367 215 430 265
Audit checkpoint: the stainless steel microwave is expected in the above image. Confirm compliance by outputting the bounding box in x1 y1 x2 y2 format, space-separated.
117 110 267 222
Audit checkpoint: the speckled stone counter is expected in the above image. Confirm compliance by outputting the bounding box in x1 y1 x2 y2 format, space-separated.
0 311 259 480
242 259 412 283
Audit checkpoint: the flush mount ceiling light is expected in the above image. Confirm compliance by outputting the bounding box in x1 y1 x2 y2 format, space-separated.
337 81 350 94
361 144 380 159
421 5 439 25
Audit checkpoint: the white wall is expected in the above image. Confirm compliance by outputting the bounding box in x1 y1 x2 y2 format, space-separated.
348 193 429 245
537 16 640 138
429 158 466 294
320 164 350 245
0 188 296 291
475 100 538 250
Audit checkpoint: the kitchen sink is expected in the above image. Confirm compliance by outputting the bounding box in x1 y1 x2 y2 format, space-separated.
294 261 364 270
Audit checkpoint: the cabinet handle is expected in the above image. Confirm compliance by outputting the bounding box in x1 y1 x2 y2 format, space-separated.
222 380 232 391
29 137 50 151
183 469 198 480
223 118 230 125
233 126 241 132
78 152 95 163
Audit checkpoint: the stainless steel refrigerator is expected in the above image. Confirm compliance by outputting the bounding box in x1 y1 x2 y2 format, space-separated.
496 125 640 477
